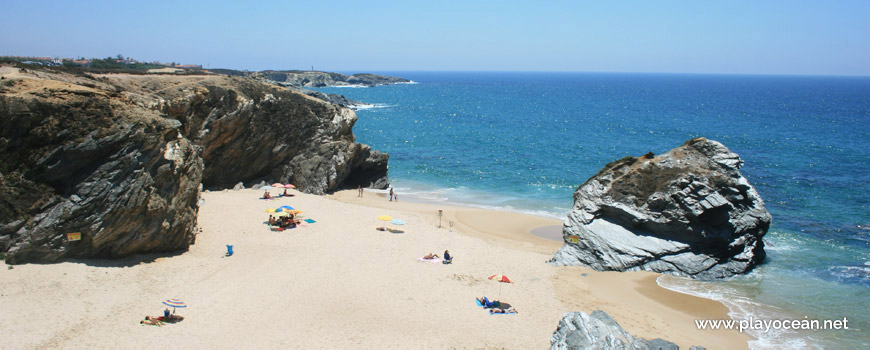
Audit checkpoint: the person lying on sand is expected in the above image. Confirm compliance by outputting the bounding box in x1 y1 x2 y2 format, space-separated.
423 253 439 259
489 308 517 314
140 316 164 326
477 296 499 308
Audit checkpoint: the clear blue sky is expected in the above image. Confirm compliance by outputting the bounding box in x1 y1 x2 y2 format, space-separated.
2 0 869 75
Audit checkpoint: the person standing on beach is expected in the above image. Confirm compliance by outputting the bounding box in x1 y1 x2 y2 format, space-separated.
389 188 394 201
358 185 363 197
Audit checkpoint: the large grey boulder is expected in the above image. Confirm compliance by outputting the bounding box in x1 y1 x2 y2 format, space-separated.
550 310 682 350
549 138 770 279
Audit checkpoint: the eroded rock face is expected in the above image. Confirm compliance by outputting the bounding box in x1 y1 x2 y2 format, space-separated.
0 68 202 263
550 310 681 350
1 66 389 263
141 76 389 194
549 138 770 279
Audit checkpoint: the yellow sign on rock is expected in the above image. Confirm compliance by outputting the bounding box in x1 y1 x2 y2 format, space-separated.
66 232 82 241
568 235 580 244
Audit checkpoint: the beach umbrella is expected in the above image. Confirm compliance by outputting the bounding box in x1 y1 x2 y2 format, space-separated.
279 205 295 210
489 275 512 300
266 208 279 213
162 298 187 314
283 184 296 189
377 215 393 221
390 219 406 225
273 212 289 217
271 183 284 188
285 210 302 215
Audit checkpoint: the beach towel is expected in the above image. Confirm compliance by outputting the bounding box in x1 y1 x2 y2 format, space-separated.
417 257 442 264
304 219 316 223
475 298 485 307
489 310 517 315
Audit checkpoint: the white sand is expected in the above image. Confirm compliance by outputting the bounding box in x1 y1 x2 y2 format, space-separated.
0 188 750 349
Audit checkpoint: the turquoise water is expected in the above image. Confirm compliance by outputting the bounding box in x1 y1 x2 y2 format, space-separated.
316 72 870 348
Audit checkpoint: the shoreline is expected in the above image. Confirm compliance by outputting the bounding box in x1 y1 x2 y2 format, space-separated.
329 189 753 348
1 188 751 348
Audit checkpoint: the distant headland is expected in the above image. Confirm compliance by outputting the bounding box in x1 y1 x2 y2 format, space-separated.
0 55 410 88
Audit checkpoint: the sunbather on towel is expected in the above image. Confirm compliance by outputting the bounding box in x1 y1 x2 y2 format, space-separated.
489 308 517 314
140 316 164 326
477 296 499 308
423 253 439 260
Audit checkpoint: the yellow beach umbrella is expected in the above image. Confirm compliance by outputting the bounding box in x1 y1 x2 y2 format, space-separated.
377 215 393 221
273 212 289 217
286 210 302 215
266 208 279 213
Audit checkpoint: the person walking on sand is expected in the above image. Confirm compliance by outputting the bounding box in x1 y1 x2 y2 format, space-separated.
389 188 394 201
358 185 363 197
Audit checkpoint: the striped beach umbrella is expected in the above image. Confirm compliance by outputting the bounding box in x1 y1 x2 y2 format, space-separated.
162 298 187 314
489 275 512 300
489 275 512 283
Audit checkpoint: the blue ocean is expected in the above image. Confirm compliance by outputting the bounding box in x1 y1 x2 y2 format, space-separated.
315 72 870 348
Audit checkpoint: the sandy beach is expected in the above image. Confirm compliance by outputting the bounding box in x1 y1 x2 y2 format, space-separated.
1 188 750 349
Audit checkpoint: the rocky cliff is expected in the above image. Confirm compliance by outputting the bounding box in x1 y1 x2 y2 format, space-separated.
549 138 770 279
250 71 411 87
1 65 389 263
550 310 688 350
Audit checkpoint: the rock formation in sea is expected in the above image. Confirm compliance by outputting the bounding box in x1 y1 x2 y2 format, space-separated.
0 64 389 263
550 310 690 350
549 138 770 279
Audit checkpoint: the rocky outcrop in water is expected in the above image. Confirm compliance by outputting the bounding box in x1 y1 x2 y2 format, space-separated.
550 310 684 350
1 65 389 263
549 138 770 279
